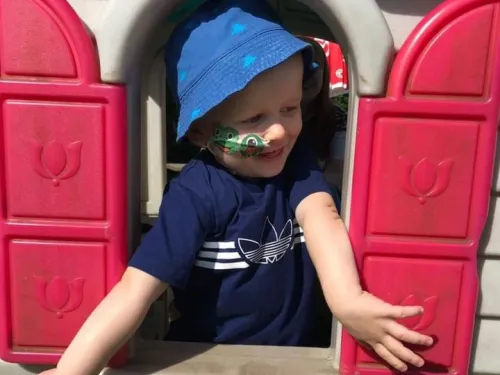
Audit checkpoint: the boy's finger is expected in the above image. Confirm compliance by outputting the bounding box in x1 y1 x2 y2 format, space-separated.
382 335 425 368
386 305 424 319
358 340 372 351
373 343 408 372
386 321 434 346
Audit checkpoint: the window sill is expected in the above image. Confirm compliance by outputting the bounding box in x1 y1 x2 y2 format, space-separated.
0 341 336 375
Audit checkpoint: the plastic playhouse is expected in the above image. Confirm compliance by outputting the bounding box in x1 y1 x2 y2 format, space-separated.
0 0 499 374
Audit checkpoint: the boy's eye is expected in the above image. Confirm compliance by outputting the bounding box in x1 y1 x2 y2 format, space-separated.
242 114 263 124
281 106 299 114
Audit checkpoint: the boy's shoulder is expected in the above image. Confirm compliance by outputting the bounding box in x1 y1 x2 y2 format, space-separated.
174 149 234 189
169 150 270 236
169 150 242 214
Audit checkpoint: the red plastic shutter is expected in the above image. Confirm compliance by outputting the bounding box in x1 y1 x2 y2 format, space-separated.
0 0 128 366
340 0 500 374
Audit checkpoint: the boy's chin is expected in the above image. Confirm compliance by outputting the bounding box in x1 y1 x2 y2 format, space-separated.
245 159 287 178
225 161 284 179
221 150 290 178
253 168 284 178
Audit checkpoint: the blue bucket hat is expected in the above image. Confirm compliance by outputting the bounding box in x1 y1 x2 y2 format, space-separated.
165 0 316 141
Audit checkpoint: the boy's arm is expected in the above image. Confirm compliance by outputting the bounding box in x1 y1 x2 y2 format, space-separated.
40 172 216 375
286 133 432 372
48 268 166 375
295 192 433 372
286 136 361 307
295 192 361 309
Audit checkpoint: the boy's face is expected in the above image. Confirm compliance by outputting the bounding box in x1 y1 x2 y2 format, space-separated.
190 54 304 178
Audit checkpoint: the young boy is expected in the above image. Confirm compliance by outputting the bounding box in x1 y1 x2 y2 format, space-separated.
40 1 433 374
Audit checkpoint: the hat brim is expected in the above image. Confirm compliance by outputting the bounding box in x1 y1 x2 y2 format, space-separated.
176 29 315 141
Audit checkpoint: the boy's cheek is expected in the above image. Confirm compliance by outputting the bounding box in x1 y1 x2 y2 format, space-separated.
288 122 303 147
291 119 303 138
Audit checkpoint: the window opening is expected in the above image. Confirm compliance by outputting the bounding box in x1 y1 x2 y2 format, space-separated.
138 0 349 349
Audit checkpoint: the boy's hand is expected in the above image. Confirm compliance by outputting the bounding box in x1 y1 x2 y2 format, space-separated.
38 370 56 375
337 291 434 372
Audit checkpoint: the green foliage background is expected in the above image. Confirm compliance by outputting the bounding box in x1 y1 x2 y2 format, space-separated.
332 94 348 112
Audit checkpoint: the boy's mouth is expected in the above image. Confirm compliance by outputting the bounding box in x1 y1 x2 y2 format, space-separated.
259 147 284 159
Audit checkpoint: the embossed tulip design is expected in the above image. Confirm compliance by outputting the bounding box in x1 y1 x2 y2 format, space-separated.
400 295 438 331
35 276 84 318
398 157 453 204
31 140 82 186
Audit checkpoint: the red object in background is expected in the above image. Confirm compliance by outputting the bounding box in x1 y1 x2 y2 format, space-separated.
340 0 500 374
0 0 128 367
312 37 349 96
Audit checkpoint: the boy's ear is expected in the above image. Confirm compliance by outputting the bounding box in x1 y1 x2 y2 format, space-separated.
186 124 211 147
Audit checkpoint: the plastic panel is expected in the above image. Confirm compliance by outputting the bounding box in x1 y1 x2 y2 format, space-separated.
0 0 127 367
65 0 108 35
297 0 393 96
494 133 500 192
376 0 444 50
140 53 167 220
367 117 479 238
340 0 500 374
408 5 494 97
4 102 105 219
473 318 500 373
481 196 500 256
0 0 76 78
0 0 98 82
358 258 463 367
478 258 500 317
88 0 182 84
9 241 107 347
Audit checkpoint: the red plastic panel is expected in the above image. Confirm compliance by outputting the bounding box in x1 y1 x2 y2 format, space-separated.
357 257 463 367
4 101 105 220
0 88 128 367
409 4 495 97
0 89 127 366
0 0 76 78
340 0 500 374
367 117 478 238
0 0 99 82
389 2 498 100
9 240 106 348
0 0 127 367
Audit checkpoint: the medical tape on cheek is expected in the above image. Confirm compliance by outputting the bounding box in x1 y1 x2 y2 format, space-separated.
208 126 270 158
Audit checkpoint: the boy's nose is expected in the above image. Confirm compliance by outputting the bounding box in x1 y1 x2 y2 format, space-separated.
264 122 286 142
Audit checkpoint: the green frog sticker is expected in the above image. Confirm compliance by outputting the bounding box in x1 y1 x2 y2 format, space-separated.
240 134 266 158
210 126 241 154
208 126 268 157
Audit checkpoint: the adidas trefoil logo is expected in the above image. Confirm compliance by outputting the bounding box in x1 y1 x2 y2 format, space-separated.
238 218 293 264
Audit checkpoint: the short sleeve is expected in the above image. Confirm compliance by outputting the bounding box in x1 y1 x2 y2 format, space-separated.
285 132 333 211
129 178 214 289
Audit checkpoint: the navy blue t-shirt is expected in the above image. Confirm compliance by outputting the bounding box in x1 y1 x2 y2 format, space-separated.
129 134 332 346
